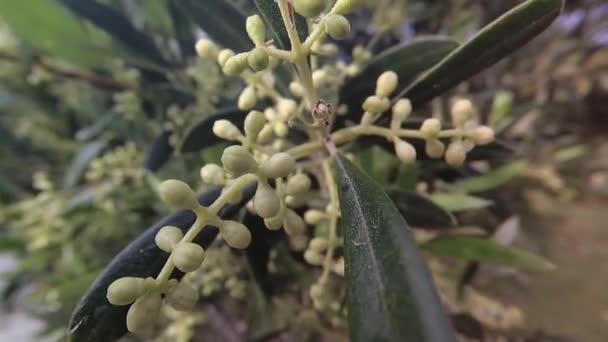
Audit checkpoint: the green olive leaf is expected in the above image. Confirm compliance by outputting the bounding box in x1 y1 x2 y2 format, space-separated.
450 161 527 193
430 193 493 212
422 235 555 271
398 0 564 107
334 153 456 342
63 140 108 189
252 0 308 50
387 190 457 229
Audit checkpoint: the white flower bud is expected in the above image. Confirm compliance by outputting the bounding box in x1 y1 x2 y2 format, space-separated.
420 118 441 138
273 122 289 137
332 257 345 276
304 250 324 265
213 119 243 141
324 14 351 40
308 238 328 252
260 152 295 179
172 242 205 273
277 98 298 120
391 98 412 130
126 292 161 332
293 0 326 18
312 69 327 86
264 210 284 230
247 47 270 71
195 39 218 59
257 124 274 143
220 220 251 249
155 226 184 252
470 126 495 145
221 145 257 175
217 49 235 66
289 82 305 97
253 182 281 218
362 95 390 113
425 139 445 159
244 110 266 142
309 282 325 300
451 98 474 127
394 139 416 164
223 52 249 76
283 209 306 236
319 43 338 56
106 277 146 306
331 0 364 15
304 209 326 224
200 164 225 185
445 141 467 166
375 71 398 98
165 281 199 311
246 15 266 45
238 86 257 111
289 234 309 252
158 179 199 210
285 173 312 195
352 45 371 62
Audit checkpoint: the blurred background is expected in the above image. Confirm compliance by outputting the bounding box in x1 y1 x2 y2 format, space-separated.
1 0 607 341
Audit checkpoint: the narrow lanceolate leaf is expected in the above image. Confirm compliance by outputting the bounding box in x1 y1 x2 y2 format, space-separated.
63 140 107 189
68 185 256 342
431 193 493 212
144 130 173 171
253 0 308 50
398 0 564 107
174 0 252 52
179 108 248 153
335 154 456 342
422 235 555 271
388 190 457 229
451 161 527 193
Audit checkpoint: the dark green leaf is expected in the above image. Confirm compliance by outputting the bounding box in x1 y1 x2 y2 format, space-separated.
388 190 456 229
144 130 174 171
253 0 308 50
398 0 564 107
451 161 526 193
179 108 248 153
0 237 23 251
335 154 456 342
431 193 492 212
175 0 252 52
68 185 256 342
75 113 116 141
63 140 107 189
422 235 555 271
168 0 196 59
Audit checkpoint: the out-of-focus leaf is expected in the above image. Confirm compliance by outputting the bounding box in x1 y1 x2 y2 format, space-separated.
431 193 492 212
335 153 456 342
63 140 107 189
253 0 308 50
388 190 457 229
75 113 115 141
179 108 248 153
168 0 196 59
398 0 564 107
0 0 113 66
68 185 256 342
144 130 173 171
554 145 587 162
451 161 526 193
422 235 555 271
175 0 252 52
0 237 23 251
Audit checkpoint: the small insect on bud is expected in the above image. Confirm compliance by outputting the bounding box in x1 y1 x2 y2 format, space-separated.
420 118 441 138
292 0 326 18
219 220 251 249
221 145 257 175
238 86 257 110
158 179 199 210
304 250 324 265
126 292 162 332
213 119 243 141
277 98 297 120
195 39 218 59
260 152 296 178
155 226 184 252
331 0 365 15
285 173 312 195
222 52 249 76
304 209 326 224
324 14 351 40
445 141 467 166
451 98 474 127
425 139 445 159
289 82 305 97
253 181 281 218
362 95 390 113
246 15 266 45
308 238 328 252
375 71 399 98
200 164 225 185
106 277 146 306
165 281 199 311
283 209 306 236
394 138 417 164
217 49 235 67
247 47 270 71
244 110 266 142
470 126 495 145
172 242 205 273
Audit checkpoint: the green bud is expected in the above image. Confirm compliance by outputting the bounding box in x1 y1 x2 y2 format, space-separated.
217 49 235 66
221 145 257 175
244 110 266 142
273 122 289 138
293 0 326 18
126 292 161 332
331 0 364 15
253 181 280 218
106 277 146 306
445 141 467 166
375 70 398 98
158 179 199 210
420 118 441 138
172 242 205 273
425 139 445 159
222 52 249 76
238 86 257 110
213 119 243 141
257 124 274 143
155 226 184 253
220 220 251 249
195 39 218 59
394 138 416 164
165 281 199 311
283 209 306 236
247 47 269 71
200 164 226 185
285 173 312 195
325 14 351 40
362 95 390 113
246 15 266 45
260 152 296 178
